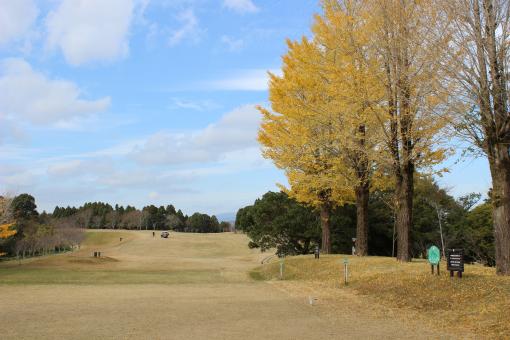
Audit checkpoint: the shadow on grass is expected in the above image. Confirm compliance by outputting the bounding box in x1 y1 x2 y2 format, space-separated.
248 270 265 281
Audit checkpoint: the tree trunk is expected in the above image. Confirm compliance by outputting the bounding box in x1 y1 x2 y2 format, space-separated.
303 238 311 254
480 0 510 275
489 143 510 275
395 162 414 262
355 182 369 256
320 203 331 254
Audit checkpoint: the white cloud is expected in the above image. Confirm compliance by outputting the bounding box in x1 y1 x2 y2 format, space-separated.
206 69 278 91
45 0 135 65
0 0 38 46
2 171 36 188
223 0 259 14
130 104 261 165
47 160 83 177
0 164 38 189
221 35 244 52
0 117 28 145
195 105 260 149
148 191 160 199
168 8 202 46
0 58 111 125
0 103 273 213
169 98 219 111
46 158 115 182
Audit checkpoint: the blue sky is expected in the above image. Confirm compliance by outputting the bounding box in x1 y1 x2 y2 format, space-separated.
0 0 491 215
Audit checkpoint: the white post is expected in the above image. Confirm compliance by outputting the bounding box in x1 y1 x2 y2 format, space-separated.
435 203 446 260
343 259 348 285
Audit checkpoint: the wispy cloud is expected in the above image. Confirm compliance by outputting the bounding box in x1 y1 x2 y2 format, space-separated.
0 0 38 46
168 8 202 46
0 58 111 126
221 35 244 52
222 0 259 14
204 69 279 91
168 98 220 111
0 105 276 213
130 104 261 165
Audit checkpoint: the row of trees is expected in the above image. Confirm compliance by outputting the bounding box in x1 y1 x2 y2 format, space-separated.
52 202 230 233
258 0 510 274
52 202 185 230
0 194 232 258
0 197 17 256
0 194 85 259
237 177 495 265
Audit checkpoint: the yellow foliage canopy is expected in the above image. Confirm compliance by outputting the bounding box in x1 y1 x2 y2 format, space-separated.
258 0 384 207
0 222 16 239
258 0 452 211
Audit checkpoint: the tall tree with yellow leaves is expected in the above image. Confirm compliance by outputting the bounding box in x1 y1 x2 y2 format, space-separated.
259 1 383 255
258 37 347 254
369 0 452 261
313 0 385 255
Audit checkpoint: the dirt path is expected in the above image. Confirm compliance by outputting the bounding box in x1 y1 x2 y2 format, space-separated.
0 231 454 339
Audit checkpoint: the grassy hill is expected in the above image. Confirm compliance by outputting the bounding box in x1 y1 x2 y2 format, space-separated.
0 230 263 285
1 230 506 339
252 255 510 338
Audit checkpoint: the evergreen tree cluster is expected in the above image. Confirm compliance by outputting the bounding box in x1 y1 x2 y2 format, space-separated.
0 194 85 259
51 201 223 233
237 176 495 266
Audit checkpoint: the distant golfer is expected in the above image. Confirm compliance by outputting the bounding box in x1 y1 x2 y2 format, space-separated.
153 231 155 237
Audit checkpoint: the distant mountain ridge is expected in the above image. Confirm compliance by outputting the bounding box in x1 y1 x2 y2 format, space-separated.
216 212 236 223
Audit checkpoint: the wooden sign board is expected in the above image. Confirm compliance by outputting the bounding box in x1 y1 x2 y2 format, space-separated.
447 248 464 276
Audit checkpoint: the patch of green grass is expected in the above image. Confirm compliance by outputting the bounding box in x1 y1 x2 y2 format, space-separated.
254 255 510 338
248 270 265 281
83 231 131 246
0 266 225 285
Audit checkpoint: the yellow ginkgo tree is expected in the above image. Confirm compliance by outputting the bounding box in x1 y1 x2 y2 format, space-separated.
258 36 350 254
312 0 386 255
0 222 16 256
259 0 384 255
0 196 17 256
368 0 452 261
0 223 16 239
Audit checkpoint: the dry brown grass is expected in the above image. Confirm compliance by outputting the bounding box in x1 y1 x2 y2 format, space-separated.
0 231 460 339
0 230 265 284
253 255 510 338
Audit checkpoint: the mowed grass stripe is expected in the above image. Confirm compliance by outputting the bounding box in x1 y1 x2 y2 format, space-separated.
0 230 261 285
0 267 225 285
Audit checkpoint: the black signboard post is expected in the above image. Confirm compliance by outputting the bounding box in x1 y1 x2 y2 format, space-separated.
447 248 464 278
314 245 320 259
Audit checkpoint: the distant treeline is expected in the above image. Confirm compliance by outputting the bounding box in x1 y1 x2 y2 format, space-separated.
0 194 85 259
236 176 495 266
52 202 231 233
0 194 231 259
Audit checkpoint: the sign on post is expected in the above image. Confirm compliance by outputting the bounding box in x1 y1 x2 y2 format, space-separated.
279 256 285 280
343 258 349 285
427 245 441 275
447 248 464 278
